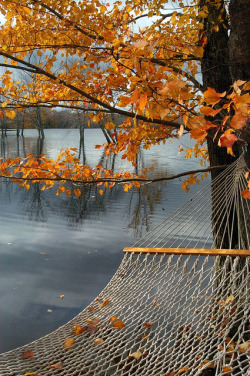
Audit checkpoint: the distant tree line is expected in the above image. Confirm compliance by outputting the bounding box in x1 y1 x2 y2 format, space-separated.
0 106 125 140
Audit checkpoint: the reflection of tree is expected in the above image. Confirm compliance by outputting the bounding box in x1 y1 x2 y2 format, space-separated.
1 131 172 236
23 182 46 222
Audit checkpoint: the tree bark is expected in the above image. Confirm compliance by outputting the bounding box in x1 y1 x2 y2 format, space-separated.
200 0 249 249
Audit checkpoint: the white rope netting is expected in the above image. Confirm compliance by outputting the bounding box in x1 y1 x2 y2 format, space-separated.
0 155 249 376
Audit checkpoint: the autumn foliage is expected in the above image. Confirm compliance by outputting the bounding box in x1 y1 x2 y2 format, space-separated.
0 0 249 197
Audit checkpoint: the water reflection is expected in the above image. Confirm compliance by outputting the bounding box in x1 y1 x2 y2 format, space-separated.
0 129 205 352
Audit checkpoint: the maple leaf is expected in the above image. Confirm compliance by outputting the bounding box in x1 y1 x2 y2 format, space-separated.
203 87 226 106
219 133 238 148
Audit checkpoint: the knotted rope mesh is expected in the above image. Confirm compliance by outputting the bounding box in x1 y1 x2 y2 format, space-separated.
0 155 249 376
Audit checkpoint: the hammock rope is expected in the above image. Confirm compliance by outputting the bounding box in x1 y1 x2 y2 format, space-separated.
0 154 249 376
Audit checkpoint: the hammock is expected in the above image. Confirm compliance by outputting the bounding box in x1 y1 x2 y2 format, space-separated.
0 155 249 376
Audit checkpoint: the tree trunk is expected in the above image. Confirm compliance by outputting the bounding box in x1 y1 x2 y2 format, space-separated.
200 0 249 249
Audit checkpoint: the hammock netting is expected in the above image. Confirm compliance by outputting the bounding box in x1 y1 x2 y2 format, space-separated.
0 155 249 376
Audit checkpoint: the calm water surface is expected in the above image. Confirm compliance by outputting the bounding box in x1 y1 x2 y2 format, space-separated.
0 129 209 352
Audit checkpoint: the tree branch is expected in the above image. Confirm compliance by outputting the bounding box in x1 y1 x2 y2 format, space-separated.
0 51 182 129
0 165 228 186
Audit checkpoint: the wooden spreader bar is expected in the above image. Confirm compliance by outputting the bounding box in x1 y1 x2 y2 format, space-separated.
123 247 250 257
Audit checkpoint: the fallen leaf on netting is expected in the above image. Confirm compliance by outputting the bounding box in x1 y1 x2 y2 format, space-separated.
59 295 64 299
241 189 250 199
109 316 118 322
224 294 235 305
24 373 37 376
91 318 100 325
94 338 104 346
165 372 175 376
141 334 149 341
222 366 231 373
72 325 84 335
86 318 92 322
22 350 34 359
100 299 110 307
49 362 63 369
176 366 189 374
143 322 154 328
238 342 250 355
112 320 125 329
64 338 75 349
84 324 98 335
88 306 94 312
128 350 142 360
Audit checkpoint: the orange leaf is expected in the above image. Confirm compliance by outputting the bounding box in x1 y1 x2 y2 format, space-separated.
219 133 238 148
204 87 226 105
22 350 34 359
74 188 81 198
139 93 147 112
112 320 125 329
25 373 37 376
222 366 231 373
230 111 248 129
241 190 250 199
177 366 189 374
99 189 104 195
190 129 207 141
187 115 206 130
143 322 154 328
200 106 222 117
72 325 84 335
64 338 75 348
100 299 110 307
109 316 118 322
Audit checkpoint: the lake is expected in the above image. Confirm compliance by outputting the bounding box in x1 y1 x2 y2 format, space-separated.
0 129 209 353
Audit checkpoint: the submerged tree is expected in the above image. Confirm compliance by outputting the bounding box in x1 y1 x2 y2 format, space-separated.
0 0 249 241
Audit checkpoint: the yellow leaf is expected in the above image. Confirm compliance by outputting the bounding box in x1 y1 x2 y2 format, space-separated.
94 338 104 346
238 342 250 355
225 294 235 305
99 189 104 195
25 373 37 376
1 102 7 108
105 122 116 130
5 109 16 119
128 350 142 360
